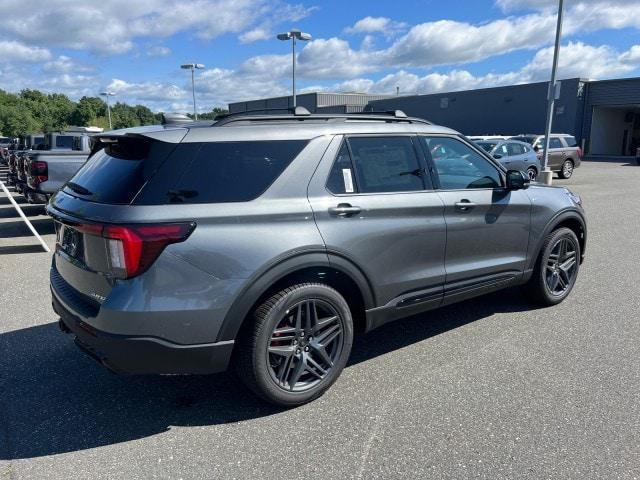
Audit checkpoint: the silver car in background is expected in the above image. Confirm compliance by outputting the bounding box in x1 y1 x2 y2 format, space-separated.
475 139 541 180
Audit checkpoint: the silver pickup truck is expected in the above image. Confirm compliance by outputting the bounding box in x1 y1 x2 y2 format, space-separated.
25 133 92 203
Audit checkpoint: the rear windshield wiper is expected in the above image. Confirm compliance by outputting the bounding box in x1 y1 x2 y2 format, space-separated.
66 182 93 196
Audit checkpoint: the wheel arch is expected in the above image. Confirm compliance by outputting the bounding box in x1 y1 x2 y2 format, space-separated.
528 209 586 272
217 252 376 342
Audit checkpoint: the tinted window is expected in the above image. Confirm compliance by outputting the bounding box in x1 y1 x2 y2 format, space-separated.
476 142 497 152
422 136 502 190
507 143 525 156
549 137 563 148
564 136 578 147
161 140 307 204
495 144 509 157
347 137 425 193
56 136 74 149
65 138 176 204
327 142 355 194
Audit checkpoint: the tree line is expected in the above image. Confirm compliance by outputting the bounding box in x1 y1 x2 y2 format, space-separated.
0 89 227 137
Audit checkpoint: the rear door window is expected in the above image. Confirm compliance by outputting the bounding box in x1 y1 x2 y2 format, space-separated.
549 137 563 148
507 143 525 156
346 136 426 193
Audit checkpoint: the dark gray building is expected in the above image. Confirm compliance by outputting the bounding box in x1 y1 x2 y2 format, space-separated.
229 76 640 157
228 92 391 115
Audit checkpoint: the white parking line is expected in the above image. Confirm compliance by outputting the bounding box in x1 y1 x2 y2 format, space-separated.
0 179 51 252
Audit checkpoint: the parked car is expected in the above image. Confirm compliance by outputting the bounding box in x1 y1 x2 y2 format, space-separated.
24 132 92 203
509 134 582 179
475 139 541 180
49 110 586 407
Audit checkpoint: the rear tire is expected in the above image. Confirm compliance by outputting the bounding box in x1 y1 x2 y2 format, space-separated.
558 159 574 179
235 283 353 407
526 227 580 306
526 167 538 181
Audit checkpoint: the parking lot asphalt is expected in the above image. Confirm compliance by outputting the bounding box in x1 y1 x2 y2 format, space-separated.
1 160 639 480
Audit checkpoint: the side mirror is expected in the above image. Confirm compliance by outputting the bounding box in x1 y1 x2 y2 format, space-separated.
493 153 503 159
533 144 540 152
506 170 530 190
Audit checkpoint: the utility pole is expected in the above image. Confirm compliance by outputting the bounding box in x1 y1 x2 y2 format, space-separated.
540 0 564 185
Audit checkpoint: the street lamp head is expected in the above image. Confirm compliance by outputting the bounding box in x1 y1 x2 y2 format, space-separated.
181 63 195 69
100 91 115 96
194 63 205 69
277 30 311 41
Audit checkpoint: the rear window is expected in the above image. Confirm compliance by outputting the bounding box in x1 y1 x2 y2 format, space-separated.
56 136 74 149
64 137 176 204
146 140 308 204
564 136 578 147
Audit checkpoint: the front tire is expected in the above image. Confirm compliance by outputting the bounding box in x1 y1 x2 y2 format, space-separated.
558 159 574 179
526 227 580 306
235 283 353 407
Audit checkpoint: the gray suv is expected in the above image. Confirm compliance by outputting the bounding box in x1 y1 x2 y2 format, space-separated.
48 110 587 406
509 134 582 179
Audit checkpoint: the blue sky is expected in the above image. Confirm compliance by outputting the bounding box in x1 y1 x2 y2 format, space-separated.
1 0 640 112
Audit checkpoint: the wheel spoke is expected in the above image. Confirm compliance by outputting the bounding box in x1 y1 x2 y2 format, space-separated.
305 354 328 379
287 355 306 390
309 341 334 367
316 323 340 345
313 315 338 335
548 274 560 292
268 345 295 357
277 353 295 384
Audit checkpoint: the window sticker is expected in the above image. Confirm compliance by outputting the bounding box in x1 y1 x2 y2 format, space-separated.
342 169 354 193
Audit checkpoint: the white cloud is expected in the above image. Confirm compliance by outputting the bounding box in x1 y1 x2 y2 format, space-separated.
344 16 408 37
0 40 51 63
0 0 315 55
325 42 640 97
146 46 172 57
43 56 93 74
239 27 272 43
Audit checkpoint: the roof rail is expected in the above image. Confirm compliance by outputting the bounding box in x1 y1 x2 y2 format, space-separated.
213 108 430 127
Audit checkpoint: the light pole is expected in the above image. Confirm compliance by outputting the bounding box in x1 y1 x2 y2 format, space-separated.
540 0 564 185
181 63 205 119
100 91 115 130
277 29 312 108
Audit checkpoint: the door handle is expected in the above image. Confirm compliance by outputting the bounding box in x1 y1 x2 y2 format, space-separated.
454 200 477 212
329 203 361 217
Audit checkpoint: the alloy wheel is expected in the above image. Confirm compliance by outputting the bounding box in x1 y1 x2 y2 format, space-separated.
267 299 344 392
562 160 573 178
545 237 577 296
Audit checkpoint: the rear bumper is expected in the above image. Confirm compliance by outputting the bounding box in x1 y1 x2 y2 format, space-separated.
52 282 235 375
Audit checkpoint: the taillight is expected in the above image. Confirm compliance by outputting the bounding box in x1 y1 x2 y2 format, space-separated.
103 223 196 278
29 160 48 184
